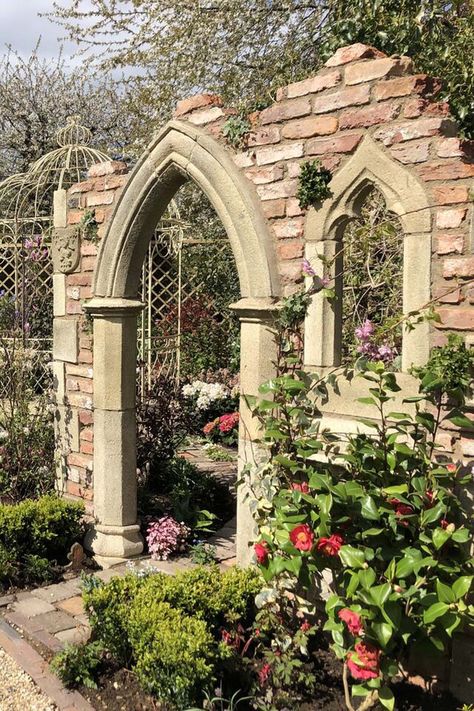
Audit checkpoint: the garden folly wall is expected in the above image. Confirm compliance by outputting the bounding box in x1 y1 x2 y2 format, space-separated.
52 42 474 575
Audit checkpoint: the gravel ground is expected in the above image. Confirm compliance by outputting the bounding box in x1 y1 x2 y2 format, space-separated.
0 648 56 711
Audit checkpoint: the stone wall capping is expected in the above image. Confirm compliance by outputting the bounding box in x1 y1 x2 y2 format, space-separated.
83 297 144 316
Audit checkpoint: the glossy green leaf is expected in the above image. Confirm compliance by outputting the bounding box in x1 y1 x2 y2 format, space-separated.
379 686 395 711
423 602 449 624
453 576 473 600
339 545 366 569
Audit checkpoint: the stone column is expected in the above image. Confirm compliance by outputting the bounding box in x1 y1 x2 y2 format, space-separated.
303 239 342 367
230 298 279 566
83 297 144 567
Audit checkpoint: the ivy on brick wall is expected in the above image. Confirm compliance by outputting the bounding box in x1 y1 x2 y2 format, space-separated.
296 160 333 210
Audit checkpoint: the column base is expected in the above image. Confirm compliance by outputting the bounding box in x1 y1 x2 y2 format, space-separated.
85 522 144 568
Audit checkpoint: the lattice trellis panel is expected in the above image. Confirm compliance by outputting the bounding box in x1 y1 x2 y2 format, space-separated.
138 223 240 393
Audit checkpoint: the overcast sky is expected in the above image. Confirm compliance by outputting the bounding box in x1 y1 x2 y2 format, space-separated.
0 1 77 59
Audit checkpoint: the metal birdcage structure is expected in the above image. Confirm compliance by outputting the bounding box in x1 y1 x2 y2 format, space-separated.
0 116 111 392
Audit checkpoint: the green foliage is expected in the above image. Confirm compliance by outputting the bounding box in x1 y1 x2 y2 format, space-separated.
82 566 262 708
138 456 234 533
78 209 99 243
204 444 237 462
0 494 84 589
248 328 474 708
412 333 474 405
129 600 216 707
190 542 218 565
222 115 251 148
51 641 105 689
186 689 254 711
341 189 404 365
296 160 332 210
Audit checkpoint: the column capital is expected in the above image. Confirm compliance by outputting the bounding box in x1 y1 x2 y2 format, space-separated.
84 297 144 317
229 297 280 321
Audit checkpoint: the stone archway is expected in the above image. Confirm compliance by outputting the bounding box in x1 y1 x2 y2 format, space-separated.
84 120 281 567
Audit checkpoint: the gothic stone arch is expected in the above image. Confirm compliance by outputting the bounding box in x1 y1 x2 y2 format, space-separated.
304 134 432 372
84 120 281 566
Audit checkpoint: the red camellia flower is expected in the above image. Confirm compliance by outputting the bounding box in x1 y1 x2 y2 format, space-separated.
290 524 315 551
300 620 312 633
338 608 364 636
291 481 310 494
254 541 270 565
316 533 343 556
389 498 414 526
446 463 457 473
258 662 272 687
425 490 436 508
347 642 381 680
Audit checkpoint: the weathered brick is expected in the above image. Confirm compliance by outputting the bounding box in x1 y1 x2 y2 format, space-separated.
460 436 474 457
67 481 93 501
286 198 304 217
68 452 93 470
373 74 441 101
67 210 83 225
233 151 255 168
325 43 385 67
67 301 83 316
287 161 303 178
80 428 94 443
279 69 342 99
417 161 474 181
262 199 286 218
306 133 362 156
443 257 474 279
247 125 280 146
436 307 474 330
67 364 93 378
69 179 94 194
187 106 225 125
104 174 128 190
436 234 464 255
339 102 399 129
255 143 304 166
282 116 338 139
81 440 94 455
67 286 80 300
433 285 463 303
67 392 93 410
81 243 97 257
279 260 304 285
88 160 127 178
174 93 222 117
390 140 430 164
345 56 412 85
437 138 464 158
436 208 467 229
259 97 311 125
403 98 450 119
245 165 284 184
277 240 304 260
79 349 93 364
86 190 115 208
272 218 305 240
374 118 457 146
257 180 298 201
81 256 96 272
79 410 94 426
433 185 470 205
312 85 370 114
66 378 80 392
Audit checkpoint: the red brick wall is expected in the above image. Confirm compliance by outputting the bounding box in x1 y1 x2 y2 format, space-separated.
59 42 474 502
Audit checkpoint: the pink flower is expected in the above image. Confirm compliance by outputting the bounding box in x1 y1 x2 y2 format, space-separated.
338 609 364 636
355 320 375 341
300 620 312 633
258 662 272 687
203 418 219 436
218 412 239 433
302 258 316 277
316 533 343 557
146 515 189 560
446 463 457 473
290 524 314 551
254 541 270 565
347 642 381 680
291 481 310 494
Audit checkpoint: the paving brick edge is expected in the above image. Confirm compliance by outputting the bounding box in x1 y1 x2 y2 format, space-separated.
0 618 95 711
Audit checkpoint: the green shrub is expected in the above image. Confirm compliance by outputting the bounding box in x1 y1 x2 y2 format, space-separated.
83 566 262 706
51 641 105 689
129 600 216 707
0 494 84 589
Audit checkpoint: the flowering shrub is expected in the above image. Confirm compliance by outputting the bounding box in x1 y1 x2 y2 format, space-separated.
247 332 474 710
182 380 230 411
146 515 190 560
203 412 239 446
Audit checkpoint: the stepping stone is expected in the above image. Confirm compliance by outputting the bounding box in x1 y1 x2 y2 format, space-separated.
34 580 82 603
55 626 90 646
57 596 84 616
33 611 77 634
13 597 56 618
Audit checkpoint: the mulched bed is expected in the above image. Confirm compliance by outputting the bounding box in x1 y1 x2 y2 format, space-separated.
78 648 461 711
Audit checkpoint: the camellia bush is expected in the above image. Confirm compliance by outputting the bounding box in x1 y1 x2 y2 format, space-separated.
246 300 474 710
